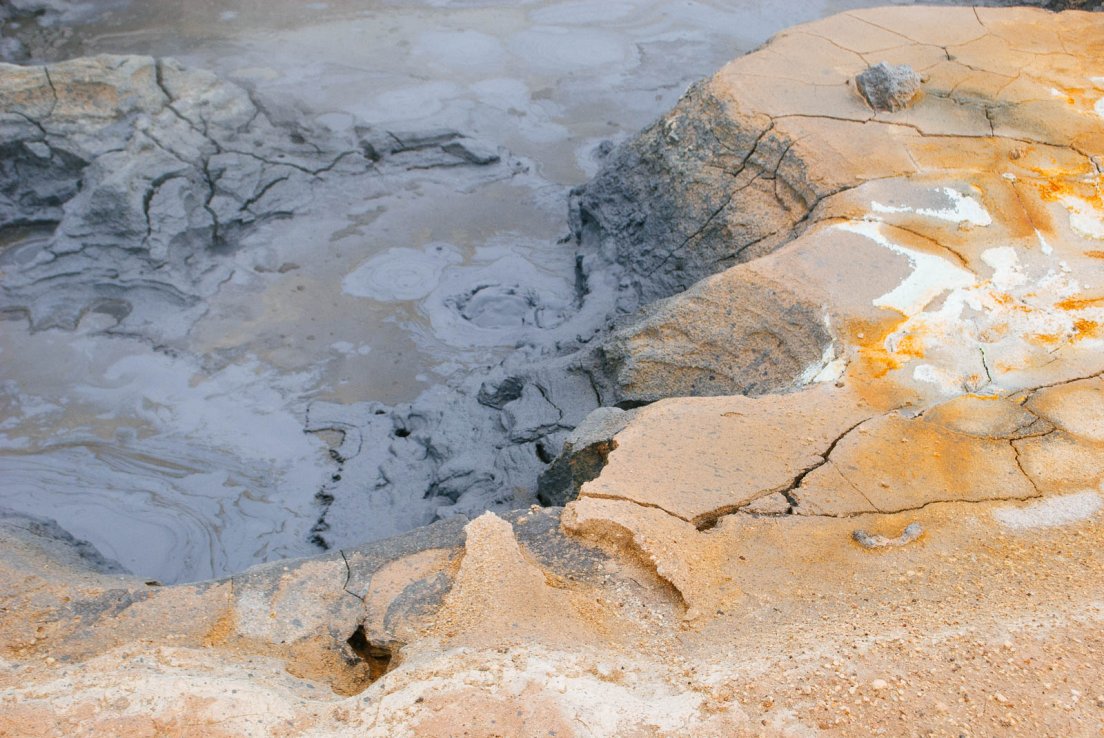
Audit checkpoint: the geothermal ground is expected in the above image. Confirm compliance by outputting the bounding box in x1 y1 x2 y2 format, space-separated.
2 2 1104 737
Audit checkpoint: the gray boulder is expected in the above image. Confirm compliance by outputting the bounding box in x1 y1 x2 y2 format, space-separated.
536 407 634 507
600 267 834 404
568 81 813 313
855 62 922 112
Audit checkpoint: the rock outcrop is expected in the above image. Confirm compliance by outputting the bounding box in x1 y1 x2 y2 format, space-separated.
599 267 835 403
535 406 634 506
4 6 1104 737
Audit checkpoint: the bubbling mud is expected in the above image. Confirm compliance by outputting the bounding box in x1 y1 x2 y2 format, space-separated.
343 244 464 303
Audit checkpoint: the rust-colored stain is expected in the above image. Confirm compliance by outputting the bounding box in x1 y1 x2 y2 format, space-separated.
1085 250 1104 259
1056 295 1104 311
1073 318 1102 340
1028 169 1103 209
890 330 926 361
849 314 911 380
1030 332 1064 346
1054 87 1086 107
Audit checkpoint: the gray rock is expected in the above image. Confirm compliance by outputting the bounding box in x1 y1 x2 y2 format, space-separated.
568 81 813 310
855 62 922 113
600 267 834 404
0 506 128 575
536 406 634 507
852 523 924 549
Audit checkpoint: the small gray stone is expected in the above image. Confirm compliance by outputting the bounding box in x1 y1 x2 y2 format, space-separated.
856 62 922 112
852 522 924 549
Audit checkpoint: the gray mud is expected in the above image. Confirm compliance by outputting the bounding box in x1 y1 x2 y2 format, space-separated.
3 0 1090 584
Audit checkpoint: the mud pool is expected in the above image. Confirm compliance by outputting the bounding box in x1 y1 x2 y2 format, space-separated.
1 0 926 583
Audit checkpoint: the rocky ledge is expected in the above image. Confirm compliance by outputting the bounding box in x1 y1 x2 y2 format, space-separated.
4 6 1104 736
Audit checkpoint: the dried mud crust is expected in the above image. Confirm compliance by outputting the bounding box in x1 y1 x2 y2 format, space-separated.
4 6 1104 738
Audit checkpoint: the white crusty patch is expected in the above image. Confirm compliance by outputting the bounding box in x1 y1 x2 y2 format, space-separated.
812 357 847 384
981 246 1027 291
870 186 992 226
836 220 975 315
1092 77 1104 118
912 363 968 394
993 491 1102 530
840 214 1100 392
1058 195 1104 240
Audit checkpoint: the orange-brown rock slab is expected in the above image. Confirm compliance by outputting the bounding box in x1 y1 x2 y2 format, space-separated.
796 411 1038 515
579 384 876 526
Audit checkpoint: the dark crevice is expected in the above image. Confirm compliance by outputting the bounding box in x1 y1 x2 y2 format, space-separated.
41 65 59 117
614 399 652 411
240 174 291 213
345 625 400 684
815 492 1047 520
979 347 993 386
535 440 556 465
